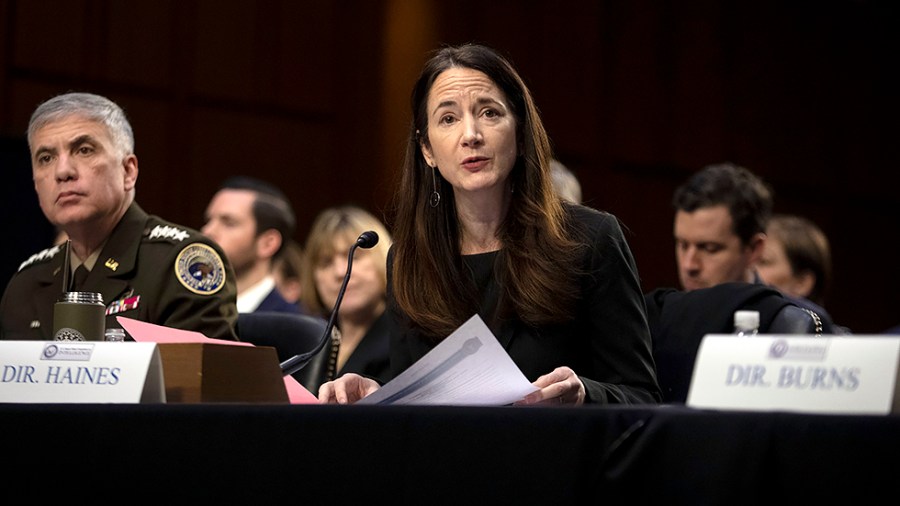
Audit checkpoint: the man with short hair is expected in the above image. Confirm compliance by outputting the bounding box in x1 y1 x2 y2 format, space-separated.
671 162 772 291
0 92 239 341
663 161 844 332
202 176 301 313
646 162 845 401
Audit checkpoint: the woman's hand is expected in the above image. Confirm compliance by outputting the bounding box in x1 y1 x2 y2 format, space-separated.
515 366 586 406
318 373 381 404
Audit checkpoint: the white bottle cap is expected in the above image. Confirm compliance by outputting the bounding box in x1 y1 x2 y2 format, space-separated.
734 310 760 330
104 328 126 342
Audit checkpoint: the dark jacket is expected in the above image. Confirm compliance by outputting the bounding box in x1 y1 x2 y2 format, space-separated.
387 204 661 404
644 282 829 403
256 287 302 314
1 203 239 341
338 310 391 384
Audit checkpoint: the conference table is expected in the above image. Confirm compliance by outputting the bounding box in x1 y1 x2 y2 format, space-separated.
4 402 897 504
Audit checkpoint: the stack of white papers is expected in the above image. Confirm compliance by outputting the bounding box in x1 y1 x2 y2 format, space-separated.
359 314 537 405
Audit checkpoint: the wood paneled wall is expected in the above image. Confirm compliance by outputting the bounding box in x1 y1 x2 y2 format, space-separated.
1 0 895 333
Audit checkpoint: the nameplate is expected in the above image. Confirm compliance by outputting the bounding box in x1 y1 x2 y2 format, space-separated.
686 335 900 415
0 341 165 403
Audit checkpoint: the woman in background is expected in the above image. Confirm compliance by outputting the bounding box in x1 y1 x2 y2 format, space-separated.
757 213 832 309
300 205 392 383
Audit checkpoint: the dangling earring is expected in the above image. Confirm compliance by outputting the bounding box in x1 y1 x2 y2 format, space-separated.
429 165 441 207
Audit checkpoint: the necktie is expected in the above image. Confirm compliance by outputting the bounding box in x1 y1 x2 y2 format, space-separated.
72 265 89 292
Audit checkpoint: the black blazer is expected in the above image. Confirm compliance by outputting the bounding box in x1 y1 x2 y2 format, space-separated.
645 282 814 403
337 310 391 385
256 287 302 314
386 204 661 404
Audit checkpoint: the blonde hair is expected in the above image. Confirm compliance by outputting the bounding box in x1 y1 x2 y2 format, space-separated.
299 206 392 317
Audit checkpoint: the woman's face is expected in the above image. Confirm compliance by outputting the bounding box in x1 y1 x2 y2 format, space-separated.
420 67 518 199
313 237 385 319
756 235 813 299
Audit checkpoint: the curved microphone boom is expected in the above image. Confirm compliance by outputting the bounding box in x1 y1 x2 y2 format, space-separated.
280 230 379 376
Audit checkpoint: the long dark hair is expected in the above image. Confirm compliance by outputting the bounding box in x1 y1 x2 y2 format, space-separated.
389 43 582 338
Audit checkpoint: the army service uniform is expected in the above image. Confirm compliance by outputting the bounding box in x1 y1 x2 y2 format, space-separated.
0 203 239 341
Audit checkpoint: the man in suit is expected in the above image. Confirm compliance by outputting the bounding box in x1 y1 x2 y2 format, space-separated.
657 162 846 333
646 163 847 401
202 176 302 314
0 92 239 341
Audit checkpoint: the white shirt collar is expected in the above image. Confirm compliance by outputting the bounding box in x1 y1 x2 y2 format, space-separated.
237 275 276 313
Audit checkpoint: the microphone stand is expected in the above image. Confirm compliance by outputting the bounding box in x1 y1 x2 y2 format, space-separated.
280 231 378 376
62 240 72 294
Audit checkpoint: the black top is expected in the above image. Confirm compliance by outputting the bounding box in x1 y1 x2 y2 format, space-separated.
386 204 661 404
338 310 391 384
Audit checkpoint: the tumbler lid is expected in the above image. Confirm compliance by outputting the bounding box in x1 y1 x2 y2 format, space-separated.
58 291 104 305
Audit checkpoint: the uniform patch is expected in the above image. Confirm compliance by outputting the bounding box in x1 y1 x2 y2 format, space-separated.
174 243 226 295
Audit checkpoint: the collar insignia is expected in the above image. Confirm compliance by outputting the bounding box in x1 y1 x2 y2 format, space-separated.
18 244 63 272
148 225 190 242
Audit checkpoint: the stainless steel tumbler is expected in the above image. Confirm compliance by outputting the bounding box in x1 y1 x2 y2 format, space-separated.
52 292 106 341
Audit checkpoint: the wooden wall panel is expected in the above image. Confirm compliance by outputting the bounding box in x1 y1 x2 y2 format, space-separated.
0 0 895 333
104 1 177 89
185 106 335 231
12 1 92 77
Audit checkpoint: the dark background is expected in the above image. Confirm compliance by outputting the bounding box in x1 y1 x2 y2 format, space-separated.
1 0 896 333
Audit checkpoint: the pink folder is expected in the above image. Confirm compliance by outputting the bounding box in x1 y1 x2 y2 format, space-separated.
117 316 318 404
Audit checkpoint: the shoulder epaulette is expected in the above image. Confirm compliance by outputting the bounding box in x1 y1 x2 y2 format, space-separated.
18 244 63 272
145 223 193 243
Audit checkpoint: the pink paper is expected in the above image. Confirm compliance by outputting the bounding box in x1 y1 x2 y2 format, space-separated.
284 376 318 404
117 316 318 404
117 316 254 346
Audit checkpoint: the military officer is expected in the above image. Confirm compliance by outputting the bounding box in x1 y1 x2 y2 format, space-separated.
0 92 238 341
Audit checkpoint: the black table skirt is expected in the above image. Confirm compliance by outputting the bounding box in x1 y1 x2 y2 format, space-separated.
4 403 897 504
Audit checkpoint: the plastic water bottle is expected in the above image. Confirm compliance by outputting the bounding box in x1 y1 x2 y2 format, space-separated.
104 327 126 342
734 310 759 337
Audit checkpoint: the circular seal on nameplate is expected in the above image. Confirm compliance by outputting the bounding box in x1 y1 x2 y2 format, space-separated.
175 243 226 295
769 339 789 358
54 328 86 341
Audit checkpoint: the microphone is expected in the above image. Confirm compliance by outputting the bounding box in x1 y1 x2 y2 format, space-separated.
280 230 379 376
356 230 379 249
